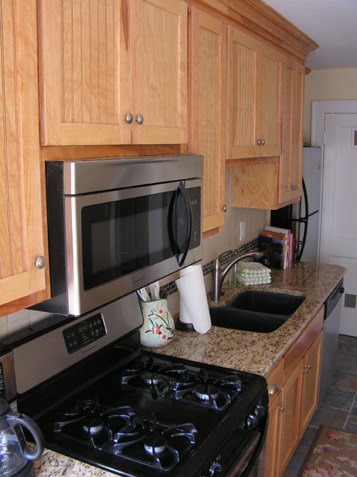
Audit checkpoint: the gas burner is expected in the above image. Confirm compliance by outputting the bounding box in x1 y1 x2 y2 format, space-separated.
195 384 220 402
120 356 155 384
83 417 104 435
53 398 99 432
214 375 243 393
143 433 167 455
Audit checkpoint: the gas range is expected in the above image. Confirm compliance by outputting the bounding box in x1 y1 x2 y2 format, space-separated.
5 294 268 476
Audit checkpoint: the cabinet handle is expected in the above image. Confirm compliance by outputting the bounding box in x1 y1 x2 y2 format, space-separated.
257 139 262 145
261 139 266 145
136 114 144 125
222 204 228 212
304 364 312 374
291 185 297 191
278 406 285 412
35 256 46 269
125 113 133 124
268 382 280 395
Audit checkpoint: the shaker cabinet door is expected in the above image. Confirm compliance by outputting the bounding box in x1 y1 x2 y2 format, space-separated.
130 0 187 145
0 0 47 306
189 7 226 234
39 0 131 146
279 59 305 204
227 26 283 160
38 0 187 146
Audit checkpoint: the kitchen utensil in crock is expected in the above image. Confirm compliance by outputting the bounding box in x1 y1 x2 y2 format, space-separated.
0 399 44 477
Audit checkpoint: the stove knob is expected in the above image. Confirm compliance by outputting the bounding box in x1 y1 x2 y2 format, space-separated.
246 413 259 429
209 460 222 476
254 404 267 418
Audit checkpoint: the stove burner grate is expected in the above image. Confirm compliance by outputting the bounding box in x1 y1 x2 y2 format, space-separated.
51 402 199 472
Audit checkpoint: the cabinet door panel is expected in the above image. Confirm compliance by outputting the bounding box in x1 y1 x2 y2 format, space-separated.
0 0 46 304
131 0 187 144
279 364 302 474
39 0 131 145
258 45 283 156
300 331 323 436
189 8 226 233
290 62 305 194
227 26 258 159
279 59 304 204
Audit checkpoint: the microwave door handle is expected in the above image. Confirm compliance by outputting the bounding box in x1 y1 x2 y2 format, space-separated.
177 182 192 266
167 182 192 267
167 189 178 259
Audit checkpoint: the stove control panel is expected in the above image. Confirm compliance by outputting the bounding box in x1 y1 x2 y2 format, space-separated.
63 314 106 354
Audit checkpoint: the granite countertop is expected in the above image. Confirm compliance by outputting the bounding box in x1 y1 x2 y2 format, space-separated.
32 262 344 476
156 262 345 377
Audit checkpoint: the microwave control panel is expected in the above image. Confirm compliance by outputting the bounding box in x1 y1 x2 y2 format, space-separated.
63 314 106 354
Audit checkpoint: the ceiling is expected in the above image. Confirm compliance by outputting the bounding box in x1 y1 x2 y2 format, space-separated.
263 0 357 70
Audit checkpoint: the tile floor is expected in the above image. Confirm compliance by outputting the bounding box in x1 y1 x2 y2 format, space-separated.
283 334 357 476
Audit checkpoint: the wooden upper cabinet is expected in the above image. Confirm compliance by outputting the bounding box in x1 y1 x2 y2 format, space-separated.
189 7 226 234
38 0 187 146
227 26 283 160
131 0 187 145
278 59 305 205
0 0 47 307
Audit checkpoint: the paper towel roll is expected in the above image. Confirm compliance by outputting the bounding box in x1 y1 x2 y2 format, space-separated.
176 264 211 334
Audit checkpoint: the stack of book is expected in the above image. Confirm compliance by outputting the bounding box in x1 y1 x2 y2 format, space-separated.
258 226 293 270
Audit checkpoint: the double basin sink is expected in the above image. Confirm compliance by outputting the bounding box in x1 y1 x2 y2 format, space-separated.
209 291 305 333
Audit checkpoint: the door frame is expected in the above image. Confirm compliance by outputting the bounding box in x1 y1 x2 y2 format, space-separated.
312 101 357 336
311 100 357 146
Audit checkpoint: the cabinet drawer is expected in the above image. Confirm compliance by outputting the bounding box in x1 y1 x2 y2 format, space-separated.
284 306 324 378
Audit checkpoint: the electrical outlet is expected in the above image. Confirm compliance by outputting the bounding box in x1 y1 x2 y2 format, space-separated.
240 221 246 241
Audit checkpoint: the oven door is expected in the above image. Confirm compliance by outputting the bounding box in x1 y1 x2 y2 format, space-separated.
204 417 268 477
64 179 202 315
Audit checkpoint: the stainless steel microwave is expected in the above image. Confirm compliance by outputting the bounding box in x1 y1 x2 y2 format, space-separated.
35 155 203 316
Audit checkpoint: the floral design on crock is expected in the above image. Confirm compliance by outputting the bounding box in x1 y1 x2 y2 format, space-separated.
139 299 175 348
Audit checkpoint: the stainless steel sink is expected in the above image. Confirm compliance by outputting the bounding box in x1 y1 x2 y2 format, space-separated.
209 291 305 333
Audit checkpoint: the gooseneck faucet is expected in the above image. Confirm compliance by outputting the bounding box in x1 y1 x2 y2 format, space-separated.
212 250 264 302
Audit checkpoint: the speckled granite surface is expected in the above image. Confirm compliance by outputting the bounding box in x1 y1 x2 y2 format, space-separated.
33 448 112 476
31 262 344 476
156 262 345 377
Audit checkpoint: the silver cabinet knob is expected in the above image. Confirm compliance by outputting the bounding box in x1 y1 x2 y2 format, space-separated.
136 114 144 125
261 139 266 145
222 204 228 212
125 113 133 124
278 406 285 412
35 256 46 269
304 364 312 374
291 185 298 191
257 139 262 145
268 382 281 395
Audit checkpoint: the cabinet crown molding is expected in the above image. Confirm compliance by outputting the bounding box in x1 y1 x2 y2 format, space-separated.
190 0 319 62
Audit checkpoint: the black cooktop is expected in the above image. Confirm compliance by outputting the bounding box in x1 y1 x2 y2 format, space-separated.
18 348 267 477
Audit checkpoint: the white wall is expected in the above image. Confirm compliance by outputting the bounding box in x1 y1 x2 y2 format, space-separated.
304 68 357 143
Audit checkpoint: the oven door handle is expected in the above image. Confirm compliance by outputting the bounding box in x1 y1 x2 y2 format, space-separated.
241 414 269 477
167 182 192 267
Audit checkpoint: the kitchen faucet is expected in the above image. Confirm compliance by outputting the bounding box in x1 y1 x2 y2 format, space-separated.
212 250 264 302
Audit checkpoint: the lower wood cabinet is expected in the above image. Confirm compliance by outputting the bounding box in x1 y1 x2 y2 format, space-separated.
299 332 323 435
265 307 324 477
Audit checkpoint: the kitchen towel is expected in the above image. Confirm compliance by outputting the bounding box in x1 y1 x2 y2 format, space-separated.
175 264 211 334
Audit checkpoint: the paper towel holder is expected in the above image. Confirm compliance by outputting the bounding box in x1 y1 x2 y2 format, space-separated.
175 320 195 332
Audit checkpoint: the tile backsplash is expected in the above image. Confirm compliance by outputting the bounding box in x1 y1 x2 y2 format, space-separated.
1 169 269 339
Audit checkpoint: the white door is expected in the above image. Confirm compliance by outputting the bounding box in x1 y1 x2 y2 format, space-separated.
320 113 357 336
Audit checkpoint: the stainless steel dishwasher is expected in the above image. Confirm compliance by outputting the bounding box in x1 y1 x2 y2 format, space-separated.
319 278 344 406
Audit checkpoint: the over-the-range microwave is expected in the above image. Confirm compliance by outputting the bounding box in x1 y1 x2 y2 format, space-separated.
34 155 203 316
